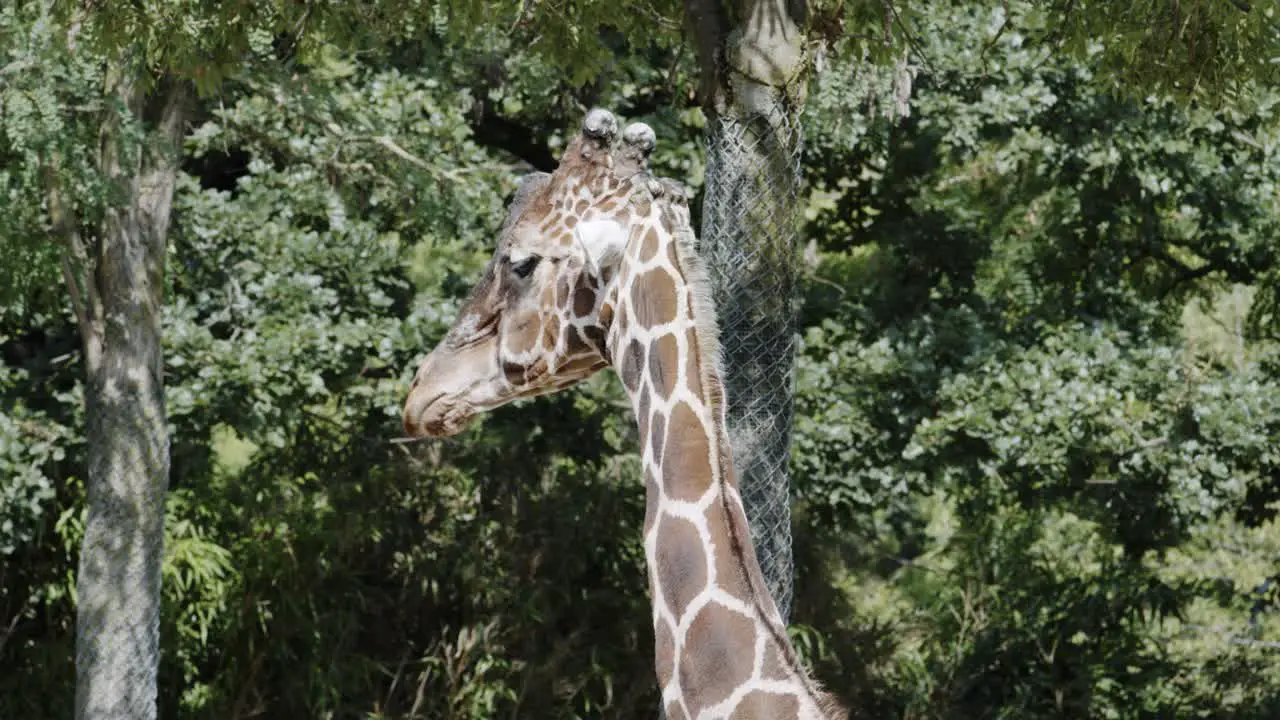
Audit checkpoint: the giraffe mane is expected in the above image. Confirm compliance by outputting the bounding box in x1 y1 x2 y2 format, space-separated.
648 184 846 719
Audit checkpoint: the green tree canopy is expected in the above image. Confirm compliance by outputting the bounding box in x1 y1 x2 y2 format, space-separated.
2 1 1279 718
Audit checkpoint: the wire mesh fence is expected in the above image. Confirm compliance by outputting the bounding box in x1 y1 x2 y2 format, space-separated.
696 101 804 623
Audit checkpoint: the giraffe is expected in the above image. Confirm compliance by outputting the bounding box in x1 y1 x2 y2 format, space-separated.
402 108 847 720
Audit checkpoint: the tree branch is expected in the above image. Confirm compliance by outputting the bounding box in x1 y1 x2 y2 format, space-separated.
45 160 102 367
980 0 1011 76
884 0 938 78
1147 245 1222 296
681 0 729 110
1226 0 1280 35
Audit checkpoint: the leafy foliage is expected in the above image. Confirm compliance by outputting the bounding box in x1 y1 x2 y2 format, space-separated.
3 1 1280 718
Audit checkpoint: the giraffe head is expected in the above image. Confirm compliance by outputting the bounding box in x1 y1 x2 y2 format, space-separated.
402 109 657 437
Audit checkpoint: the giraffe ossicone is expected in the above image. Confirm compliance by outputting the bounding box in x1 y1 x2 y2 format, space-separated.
402 109 847 720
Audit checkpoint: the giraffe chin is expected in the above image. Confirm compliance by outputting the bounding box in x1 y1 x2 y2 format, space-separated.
402 395 478 438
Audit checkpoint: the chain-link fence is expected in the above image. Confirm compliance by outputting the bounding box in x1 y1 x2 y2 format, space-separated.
696 102 804 623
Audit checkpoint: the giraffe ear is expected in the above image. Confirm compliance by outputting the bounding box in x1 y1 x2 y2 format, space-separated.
573 218 628 276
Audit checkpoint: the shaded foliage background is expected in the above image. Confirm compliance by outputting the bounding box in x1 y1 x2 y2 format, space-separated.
3 1 1279 718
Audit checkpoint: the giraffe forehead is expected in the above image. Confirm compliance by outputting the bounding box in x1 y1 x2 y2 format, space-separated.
507 219 561 247
504 220 577 260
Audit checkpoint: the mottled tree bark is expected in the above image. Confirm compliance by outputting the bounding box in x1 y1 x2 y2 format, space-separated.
55 69 187 720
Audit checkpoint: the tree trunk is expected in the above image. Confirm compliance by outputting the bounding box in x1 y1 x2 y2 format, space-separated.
60 69 187 720
684 0 809 624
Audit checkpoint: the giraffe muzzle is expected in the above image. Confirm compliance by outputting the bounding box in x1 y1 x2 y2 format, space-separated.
402 336 505 438
402 389 477 438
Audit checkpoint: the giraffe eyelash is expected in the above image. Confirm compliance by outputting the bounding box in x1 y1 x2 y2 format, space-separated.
510 254 542 278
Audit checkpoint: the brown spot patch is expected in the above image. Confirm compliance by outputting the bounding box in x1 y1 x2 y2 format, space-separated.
522 356 548 384
654 514 706 619
505 312 540 354
541 320 560 349
631 269 678 330
723 492 776 612
616 301 630 334
573 287 595 317
729 690 799 719
648 333 679 400
565 214 578 228
557 276 571 306
598 302 614 328
644 467 661 534
679 603 756 713
620 339 645 393
704 502 753 602
566 325 591 355
640 227 660 262
664 702 688 720
666 239 679 268
503 360 524 384
650 409 667 467
575 199 589 214
582 325 607 353
638 396 652 447
760 643 790 682
654 618 676 687
662 402 713 502
638 386 651 432
560 355 603 376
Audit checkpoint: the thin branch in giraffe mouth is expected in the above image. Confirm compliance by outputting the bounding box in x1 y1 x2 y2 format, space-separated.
389 435 433 444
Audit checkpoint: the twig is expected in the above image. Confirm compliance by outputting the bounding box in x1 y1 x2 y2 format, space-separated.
60 254 92 342
389 435 434 445
884 1 939 78
665 38 688 108
509 0 547 35
46 159 102 366
980 0 1012 77
374 135 451 176
408 654 435 718
0 608 23 656
229 649 265 720
1224 0 1280 35
1029 0 1075 73
383 647 413 714
805 272 849 298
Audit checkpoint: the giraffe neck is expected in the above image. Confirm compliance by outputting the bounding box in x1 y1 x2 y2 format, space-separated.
603 202 837 720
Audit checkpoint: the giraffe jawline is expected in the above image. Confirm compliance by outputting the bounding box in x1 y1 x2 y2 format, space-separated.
404 392 479 438
426 403 478 437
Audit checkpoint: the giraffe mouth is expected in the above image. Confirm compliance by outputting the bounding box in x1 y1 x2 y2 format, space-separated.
402 390 479 438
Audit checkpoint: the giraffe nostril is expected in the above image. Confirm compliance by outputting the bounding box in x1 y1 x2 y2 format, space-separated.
410 374 420 391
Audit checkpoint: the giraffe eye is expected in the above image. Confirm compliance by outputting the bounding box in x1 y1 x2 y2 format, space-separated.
511 255 542 279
